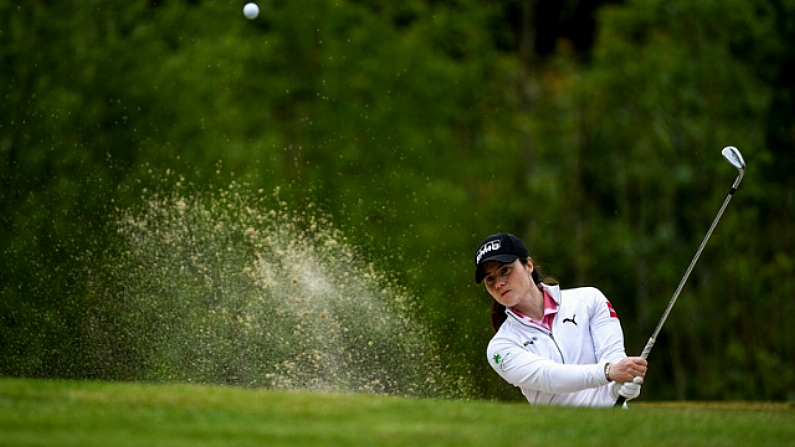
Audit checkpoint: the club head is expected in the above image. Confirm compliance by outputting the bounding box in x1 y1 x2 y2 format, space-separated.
722 146 746 171
721 146 745 190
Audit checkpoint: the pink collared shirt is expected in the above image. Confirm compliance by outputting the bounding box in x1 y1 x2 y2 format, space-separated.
510 290 559 331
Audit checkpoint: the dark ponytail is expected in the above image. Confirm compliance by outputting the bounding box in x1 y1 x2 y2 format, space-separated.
491 300 508 332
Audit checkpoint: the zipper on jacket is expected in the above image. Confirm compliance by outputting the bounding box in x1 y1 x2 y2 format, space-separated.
542 330 565 364
508 311 566 363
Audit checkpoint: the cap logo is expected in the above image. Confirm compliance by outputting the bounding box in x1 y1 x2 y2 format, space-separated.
476 240 501 264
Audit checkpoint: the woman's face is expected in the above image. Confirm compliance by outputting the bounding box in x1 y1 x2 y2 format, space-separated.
482 258 534 308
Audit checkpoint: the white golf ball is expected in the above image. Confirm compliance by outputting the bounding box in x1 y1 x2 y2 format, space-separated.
243 2 259 20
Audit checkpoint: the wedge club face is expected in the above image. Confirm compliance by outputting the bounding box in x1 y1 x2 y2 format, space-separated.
721 146 745 191
722 146 746 170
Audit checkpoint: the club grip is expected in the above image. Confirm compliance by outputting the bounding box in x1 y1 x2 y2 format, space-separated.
614 337 654 407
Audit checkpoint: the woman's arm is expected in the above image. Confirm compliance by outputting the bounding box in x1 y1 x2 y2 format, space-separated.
587 288 628 363
487 340 609 394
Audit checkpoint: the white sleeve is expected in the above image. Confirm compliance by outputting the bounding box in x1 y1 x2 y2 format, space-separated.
487 338 610 394
587 288 628 363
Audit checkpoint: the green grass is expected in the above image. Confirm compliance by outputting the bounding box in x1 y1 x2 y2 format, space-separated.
0 378 793 447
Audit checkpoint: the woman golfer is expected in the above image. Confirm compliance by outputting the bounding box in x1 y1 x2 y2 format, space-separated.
475 232 647 407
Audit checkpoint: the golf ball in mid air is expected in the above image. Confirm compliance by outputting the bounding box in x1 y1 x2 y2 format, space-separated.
243 2 259 19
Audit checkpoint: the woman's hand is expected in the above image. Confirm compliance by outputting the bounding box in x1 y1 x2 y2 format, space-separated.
608 357 647 383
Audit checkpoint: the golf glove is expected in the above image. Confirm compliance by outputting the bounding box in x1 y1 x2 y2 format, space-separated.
617 380 642 401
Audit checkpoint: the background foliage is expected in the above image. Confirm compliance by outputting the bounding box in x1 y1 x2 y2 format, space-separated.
1 0 793 401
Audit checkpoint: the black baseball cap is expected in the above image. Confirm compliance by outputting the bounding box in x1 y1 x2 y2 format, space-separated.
474 233 529 283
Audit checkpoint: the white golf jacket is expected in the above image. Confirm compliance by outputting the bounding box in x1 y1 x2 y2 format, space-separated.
486 283 627 406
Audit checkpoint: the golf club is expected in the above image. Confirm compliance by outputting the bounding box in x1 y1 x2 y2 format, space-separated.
615 146 746 407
